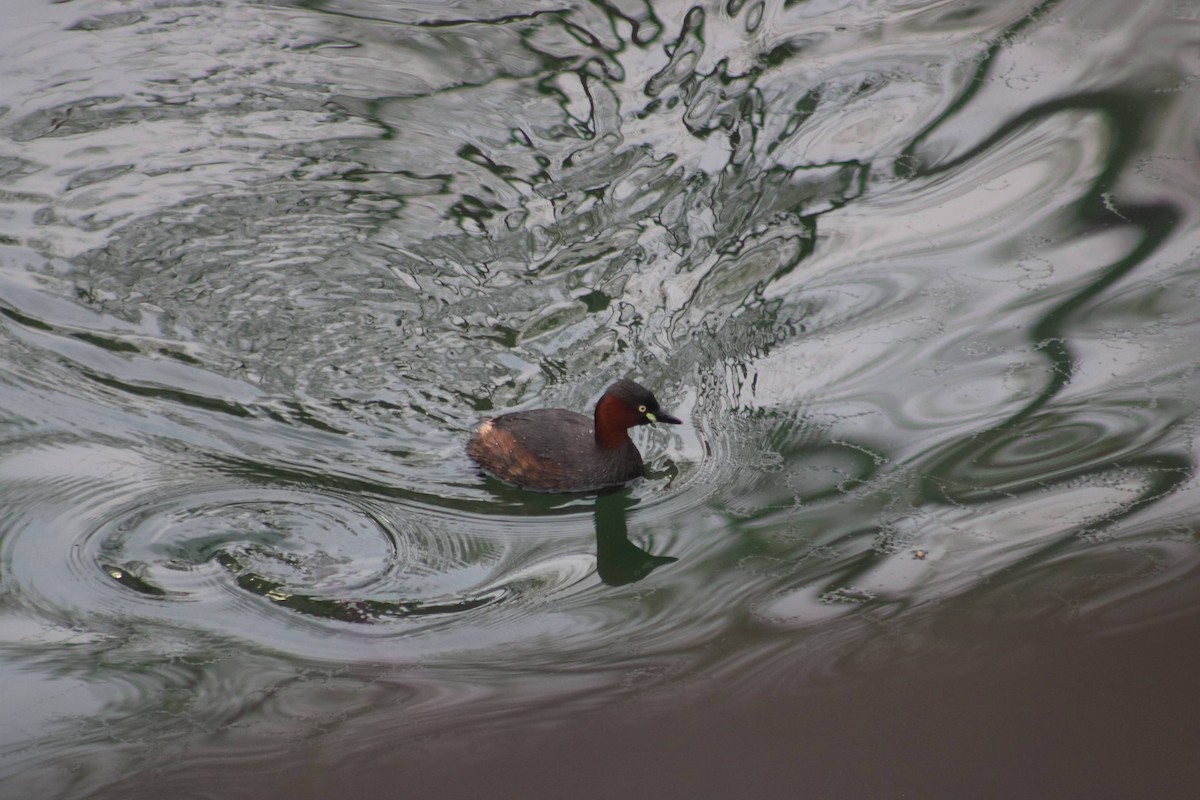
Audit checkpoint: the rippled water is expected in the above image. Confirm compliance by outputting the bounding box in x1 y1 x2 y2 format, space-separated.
3 0 1200 796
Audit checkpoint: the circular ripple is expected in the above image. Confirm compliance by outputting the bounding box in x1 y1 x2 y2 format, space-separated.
919 400 1188 503
96 487 512 624
0 441 608 664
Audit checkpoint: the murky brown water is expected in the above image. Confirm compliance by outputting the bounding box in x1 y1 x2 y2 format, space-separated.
2 0 1199 797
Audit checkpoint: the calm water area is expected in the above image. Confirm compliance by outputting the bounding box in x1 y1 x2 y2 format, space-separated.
2 0 1200 797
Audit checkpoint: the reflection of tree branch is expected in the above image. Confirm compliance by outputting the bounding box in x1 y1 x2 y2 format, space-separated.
594 490 676 586
918 97 1184 482
880 0 1198 584
907 82 1180 423
902 0 1068 166
907 86 1190 568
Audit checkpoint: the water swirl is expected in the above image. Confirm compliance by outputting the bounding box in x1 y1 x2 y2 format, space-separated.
0 440 621 666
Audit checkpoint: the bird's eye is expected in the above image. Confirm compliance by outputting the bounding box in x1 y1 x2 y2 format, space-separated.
638 404 647 413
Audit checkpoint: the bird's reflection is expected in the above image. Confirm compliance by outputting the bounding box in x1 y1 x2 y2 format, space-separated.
593 489 676 586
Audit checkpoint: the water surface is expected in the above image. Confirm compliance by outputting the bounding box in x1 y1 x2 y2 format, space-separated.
2 0 1199 796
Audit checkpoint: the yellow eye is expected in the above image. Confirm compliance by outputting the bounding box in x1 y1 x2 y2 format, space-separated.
638 404 647 413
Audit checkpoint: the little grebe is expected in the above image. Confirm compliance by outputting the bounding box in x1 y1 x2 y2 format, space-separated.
467 378 682 492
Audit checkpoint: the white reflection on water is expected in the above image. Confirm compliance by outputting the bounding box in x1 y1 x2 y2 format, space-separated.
2 0 1200 796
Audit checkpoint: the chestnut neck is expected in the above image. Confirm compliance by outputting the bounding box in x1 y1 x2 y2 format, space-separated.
594 393 636 449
